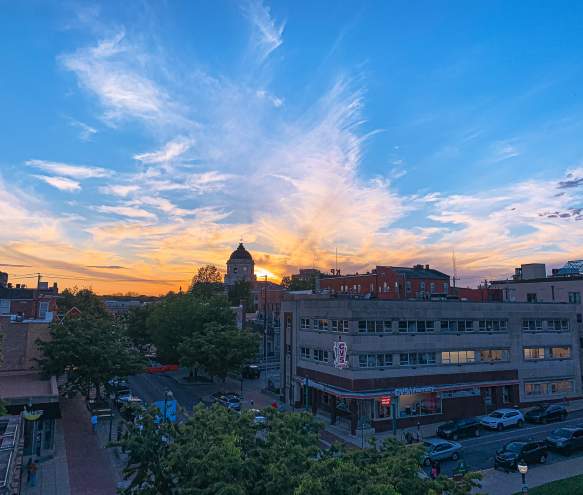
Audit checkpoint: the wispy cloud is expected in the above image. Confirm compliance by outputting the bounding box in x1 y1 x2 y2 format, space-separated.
99 184 140 197
242 0 285 62
133 137 192 164
86 265 127 269
491 140 521 162
95 205 157 220
26 159 110 179
33 175 81 192
68 118 98 141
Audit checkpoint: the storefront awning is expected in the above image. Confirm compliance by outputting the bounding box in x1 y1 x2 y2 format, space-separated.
297 377 519 399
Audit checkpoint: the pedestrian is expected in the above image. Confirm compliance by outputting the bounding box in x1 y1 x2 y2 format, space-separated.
28 459 38 487
91 414 98 433
271 401 278 409
430 461 437 480
25 458 32 483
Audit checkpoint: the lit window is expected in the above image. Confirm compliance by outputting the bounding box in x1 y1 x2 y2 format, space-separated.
523 347 545 360
550 347 571 359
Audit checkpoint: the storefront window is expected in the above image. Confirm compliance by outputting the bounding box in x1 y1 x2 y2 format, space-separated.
375 400 392 419
398 392 441 417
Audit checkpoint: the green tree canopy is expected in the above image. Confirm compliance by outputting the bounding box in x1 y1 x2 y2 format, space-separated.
37 314 145 399
118 405 482 495
145 292 235 363
227 280 254 311
281 273 320 291
125 304 153 351
190 265 225 299
57 287 108 317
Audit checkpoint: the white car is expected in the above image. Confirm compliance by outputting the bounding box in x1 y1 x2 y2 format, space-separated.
480 408 525 431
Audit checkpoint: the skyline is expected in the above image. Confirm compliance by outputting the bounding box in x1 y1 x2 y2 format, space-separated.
2 1 583 295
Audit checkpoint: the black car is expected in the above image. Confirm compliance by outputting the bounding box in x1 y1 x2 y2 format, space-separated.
525 404 567 424
242 364 261 379
546 427 583 454
494 441 548 471
436 418 481 440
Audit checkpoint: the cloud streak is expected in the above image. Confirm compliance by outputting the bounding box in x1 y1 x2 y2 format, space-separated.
27 160 110 179
242 0 285 62
33 175 81 192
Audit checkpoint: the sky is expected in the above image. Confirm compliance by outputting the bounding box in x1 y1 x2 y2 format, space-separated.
1 1 583 295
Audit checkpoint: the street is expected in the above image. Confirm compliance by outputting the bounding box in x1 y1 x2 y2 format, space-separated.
429 409 583 475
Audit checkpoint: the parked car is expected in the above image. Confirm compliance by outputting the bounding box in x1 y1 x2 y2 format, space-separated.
422 438 462 466
242 364 261 379
146 361 179 374
249 409 267 426
107 377 129 391
213 392 241 411
525 404 567 424
546 427 583 454
494 440 548 471
480 408 525 431
437 418 481 440
116 393 144 408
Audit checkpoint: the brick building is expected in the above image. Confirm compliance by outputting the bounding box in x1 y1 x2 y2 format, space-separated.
0 278 59 321
319 265 450 300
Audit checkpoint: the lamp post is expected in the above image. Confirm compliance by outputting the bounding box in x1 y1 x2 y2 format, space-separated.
108 392 115 442
517 461 528 494
163 390 174 423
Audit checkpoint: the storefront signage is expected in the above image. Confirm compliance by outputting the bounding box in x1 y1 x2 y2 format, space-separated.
333 341 348 369
380 396 391 406
393 386 435 396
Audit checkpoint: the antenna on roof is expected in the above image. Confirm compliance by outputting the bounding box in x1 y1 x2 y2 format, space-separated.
452 249 458 289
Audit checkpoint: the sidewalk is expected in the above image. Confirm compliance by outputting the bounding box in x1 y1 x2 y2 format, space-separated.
475 455 583 494
21 420 70 495
61 398 118 495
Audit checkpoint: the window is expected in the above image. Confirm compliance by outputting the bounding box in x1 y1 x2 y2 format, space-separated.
441 350 476 364
527 293 538 303
38 302 49 319
523 347 545 360
523 319 543 331
330 319 349 333
317 319 329 331
313 349 329 362
358 320 386 333
300 318 310 329
400 352 435 366
406 281 412 293
457 320 474 332
430 282 435 293
358 353 393 368
479 349 510 362
525 383 547 396
397 320 435 333
550 347 571 359
300 347 310 360
479 320 507 332
547 319 569 331
420 281 425 291
440 320 457 331
569 292 581 304
0 299 9 314
550 380 574 394
443 283 449 294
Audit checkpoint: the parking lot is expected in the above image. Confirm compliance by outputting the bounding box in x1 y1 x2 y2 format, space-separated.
424 408 583 476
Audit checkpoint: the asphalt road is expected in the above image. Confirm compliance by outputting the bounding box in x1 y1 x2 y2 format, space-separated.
430 408 583 475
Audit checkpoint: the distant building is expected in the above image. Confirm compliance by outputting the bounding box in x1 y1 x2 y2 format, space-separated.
320 264 450 300
103 299 145 315
0 276 59 322
491 261 583 305
224 243 256 286
0 272 7 288
253 280 286 357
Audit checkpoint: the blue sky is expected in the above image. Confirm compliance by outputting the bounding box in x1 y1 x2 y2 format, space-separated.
1 1 582 294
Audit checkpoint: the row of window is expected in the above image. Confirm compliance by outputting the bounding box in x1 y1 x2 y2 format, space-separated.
525 380 574 397
522 319 570 331
301 317 572 333
300 347 330 362
338 282 450 294
523 346 571 360
357 349 511 368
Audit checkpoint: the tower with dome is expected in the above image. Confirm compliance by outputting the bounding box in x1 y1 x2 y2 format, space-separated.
224 242 256 286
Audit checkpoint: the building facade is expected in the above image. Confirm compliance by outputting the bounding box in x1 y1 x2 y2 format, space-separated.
281 294 582 434
224 243 256 286
319 265 450 300
0 279 59 321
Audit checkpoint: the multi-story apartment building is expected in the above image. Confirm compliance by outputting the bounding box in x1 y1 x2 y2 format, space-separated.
281 293 582 434
319 265 451 300
491 261 583 305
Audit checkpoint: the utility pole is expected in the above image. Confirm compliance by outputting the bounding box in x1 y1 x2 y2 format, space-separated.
263 274 268 390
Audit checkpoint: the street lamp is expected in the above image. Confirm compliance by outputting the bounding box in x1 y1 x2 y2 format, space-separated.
163 390 174 423
108 392 116 442
517 461 528 494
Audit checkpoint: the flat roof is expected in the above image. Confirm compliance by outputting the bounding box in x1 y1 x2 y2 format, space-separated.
0 372 57 401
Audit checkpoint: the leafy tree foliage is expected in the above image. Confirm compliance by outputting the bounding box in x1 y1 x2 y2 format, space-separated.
37 314 145 399
57 287 108 317
118 405 481 495
178 323 259 381
145 292 235 363
227 280 254 311
281 273 320 291
125 305 152 351
190 265 225 299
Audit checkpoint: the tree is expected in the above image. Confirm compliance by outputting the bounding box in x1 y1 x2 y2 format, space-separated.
227 280 254 311
37 314 145 399
125 305 152 351
58 287 108 317
145 292 235 363
118 405 481 495
189 265 224 299
281 273 320 291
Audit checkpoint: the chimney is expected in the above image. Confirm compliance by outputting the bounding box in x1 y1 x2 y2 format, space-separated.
425 264 430 270
15 284 21 289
